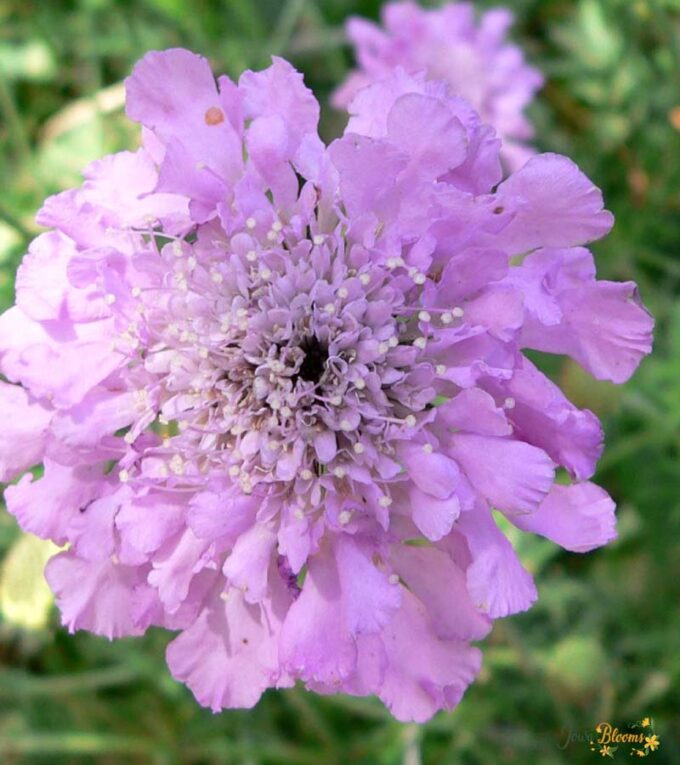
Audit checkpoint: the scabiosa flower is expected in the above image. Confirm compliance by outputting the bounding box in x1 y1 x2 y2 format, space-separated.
1 49 652 722
333 1 544 171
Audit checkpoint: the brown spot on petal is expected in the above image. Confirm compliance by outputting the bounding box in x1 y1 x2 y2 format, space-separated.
204 107 225 126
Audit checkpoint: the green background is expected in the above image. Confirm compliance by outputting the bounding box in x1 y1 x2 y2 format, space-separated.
0 0 678 762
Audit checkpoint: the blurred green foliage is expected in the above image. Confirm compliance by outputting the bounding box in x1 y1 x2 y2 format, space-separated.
0 0 679 763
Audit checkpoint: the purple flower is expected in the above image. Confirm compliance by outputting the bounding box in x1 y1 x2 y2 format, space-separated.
333 1 544 171
0 49 652 722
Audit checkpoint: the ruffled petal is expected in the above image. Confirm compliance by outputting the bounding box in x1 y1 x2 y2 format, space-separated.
280 538 400 684
0 381 51 481
393 545 491 640
410 487 460 541
0 307 120 408
166 589 287 711
147 529 211 614
449 434 555 514
377 590 482 723
5 459 104 543
456 505 537 617
222 523 277 603
484 357 603 479
45 551 146 639
511 482 616 552
493 154 614 254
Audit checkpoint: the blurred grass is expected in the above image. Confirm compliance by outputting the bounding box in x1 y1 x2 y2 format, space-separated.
0 0 679 763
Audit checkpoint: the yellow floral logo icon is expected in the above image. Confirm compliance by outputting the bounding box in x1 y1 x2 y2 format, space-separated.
589 717 661 758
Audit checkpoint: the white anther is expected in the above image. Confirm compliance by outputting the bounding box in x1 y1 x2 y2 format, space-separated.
267 229 278 241
131 287 142 298
353 442 365 454
388 574 399 585
246 217 257 229
312 234 325 246
388 336 399 348
267 440 280 451
436 364 447 375
422 443 434 454
301 469 313 481
414 337 427 349
386 257 400 269
333 466 346 479
452 306 465 318
504 397 516 410
330 395 343 406
172 241 183 257
378 495 393 508
413 272 427 285
119 469 130 483
337 287 349 299
187 256 197 270
294 508 305 520
220 591 229 601
104 293 116 305
354 378 366 390
198 348 209 359
418 311 431 322
211 271 223 283
340 419 353 431
236 308 248 318
280 406 293 418
378 342 390 355
441 312 453 324
124 432 135 444
229 465 241 477
196 161 206 170
359 273 371 286
260 268 272 280
339 510 353 525
271 220 283 232
246 250 257 262
404 415 417 428
324 302 336 314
